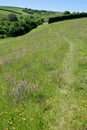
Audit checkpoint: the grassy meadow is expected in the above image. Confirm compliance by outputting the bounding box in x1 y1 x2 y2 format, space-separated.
0 6 26 21
0 18 87 130
0 6 25 14
0 6 61 22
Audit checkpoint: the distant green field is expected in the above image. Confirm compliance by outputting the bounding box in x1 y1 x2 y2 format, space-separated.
0 18 87 130
0 6 62 22
0 6 24 13
0 6 28 17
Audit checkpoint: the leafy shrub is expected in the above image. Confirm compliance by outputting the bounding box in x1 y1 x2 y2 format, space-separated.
0 14 44 38
7 22 24 37
7 13 18 21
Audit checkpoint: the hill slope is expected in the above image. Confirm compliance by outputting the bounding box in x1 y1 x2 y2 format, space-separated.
0 18 87 130
0 6 61 22
0 6 27 20
0 6 26 15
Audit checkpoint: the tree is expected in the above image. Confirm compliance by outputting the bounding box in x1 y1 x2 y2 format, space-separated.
63 11 70 15
7 13 18 21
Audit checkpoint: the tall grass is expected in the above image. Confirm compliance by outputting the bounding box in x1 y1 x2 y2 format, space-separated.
0 18 87 130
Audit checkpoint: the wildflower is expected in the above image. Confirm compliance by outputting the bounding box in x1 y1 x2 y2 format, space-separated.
6 128 8 130
22 118 26 121
8 120 13 126
13 127 15 130
19 113 22 117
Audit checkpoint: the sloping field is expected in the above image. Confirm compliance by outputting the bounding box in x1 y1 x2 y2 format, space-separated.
0 6 23 13
0 6 27 16
0 6 61 22
0 18 87 130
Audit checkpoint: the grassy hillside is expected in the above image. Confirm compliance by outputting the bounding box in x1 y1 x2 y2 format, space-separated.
0 6 61 22
0 6 25 15
0 18 87 130
0 6 23 12
22 8 62 22
0 6 27 20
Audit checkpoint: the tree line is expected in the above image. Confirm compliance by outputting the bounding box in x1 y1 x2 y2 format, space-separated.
48 11 87 24
23 8 57 15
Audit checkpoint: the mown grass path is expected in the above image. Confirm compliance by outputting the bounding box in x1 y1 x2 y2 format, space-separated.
57 36 76 129
62 36 75 87
51 35 87 130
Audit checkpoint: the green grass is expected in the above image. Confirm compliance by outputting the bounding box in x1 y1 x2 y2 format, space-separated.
0 6 23 12
0 6 27 17
0 6 62 22
0 6 24 13
0 18 87 130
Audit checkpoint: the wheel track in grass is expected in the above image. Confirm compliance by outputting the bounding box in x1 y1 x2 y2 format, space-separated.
51 36 79 130
62 36 75 88
58 36 76 129
55 36 87 130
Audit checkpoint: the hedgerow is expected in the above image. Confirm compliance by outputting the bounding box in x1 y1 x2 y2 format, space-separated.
48 12 87 23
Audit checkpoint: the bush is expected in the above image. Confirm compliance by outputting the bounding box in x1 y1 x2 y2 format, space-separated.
7 13 18 21
7 22 24 37
0 14 44 38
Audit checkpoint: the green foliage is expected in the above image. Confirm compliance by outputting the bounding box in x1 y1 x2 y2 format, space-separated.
48 12 87 23
7 13 18 21
0 14 43 38
7 22 24 37
23 8 58 15
63 10 71 15
23 7 61 22
0 6 62 24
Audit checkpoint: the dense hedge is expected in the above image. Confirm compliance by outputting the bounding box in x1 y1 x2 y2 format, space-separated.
48 12 87 24
0 14 44 38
